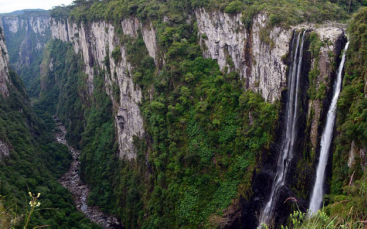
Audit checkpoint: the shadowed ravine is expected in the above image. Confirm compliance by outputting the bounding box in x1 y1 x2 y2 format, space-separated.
55 117 123 229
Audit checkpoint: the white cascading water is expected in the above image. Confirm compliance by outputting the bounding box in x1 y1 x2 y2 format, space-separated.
308 42 350 215
259 31 306 227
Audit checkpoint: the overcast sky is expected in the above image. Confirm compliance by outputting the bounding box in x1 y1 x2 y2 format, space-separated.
0 0 74 13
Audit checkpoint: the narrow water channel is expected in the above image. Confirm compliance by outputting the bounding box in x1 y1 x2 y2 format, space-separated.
55 117 123 229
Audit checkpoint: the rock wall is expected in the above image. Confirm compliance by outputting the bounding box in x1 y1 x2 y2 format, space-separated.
195 9 346 103
306 25 347 153
0 140 10 160
1 15 51 67
0 23 10 159
0 22 9 97
120 18 157 64
50 18 158 160
348 141 367 171
2 16 50 39
49 11 347 162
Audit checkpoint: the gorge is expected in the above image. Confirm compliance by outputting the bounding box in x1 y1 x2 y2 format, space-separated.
0 1 366 229
56 117 122 228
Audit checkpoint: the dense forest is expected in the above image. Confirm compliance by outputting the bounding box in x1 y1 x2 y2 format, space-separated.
0 0 366 228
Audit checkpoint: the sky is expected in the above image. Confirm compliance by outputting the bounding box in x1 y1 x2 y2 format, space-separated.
0 0 74 13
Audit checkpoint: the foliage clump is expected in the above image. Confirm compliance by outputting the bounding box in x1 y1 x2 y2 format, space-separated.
224 1 243 13
111 46 122 64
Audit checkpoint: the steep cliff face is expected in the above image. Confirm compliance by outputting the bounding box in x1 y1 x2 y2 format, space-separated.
50 18 159 159
1 14 51 97
0 22 9 97
49 11 346 161
0 23 9 152
196 10 287 102
121 18 158 64
1 15 50 66
306 25 347 153
2 15 50 35
196 9 345 103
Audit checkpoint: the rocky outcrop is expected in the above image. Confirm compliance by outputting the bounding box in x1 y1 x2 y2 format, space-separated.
196 9 247 82
28 16 50 34
196 9 346 103
348 141 367 171
306 25 347 153
50 18 159 160
0 140 10 160
2 15 50 35
0 22 9 97
2 16 50 39
50 19 69 42
120 18 157 64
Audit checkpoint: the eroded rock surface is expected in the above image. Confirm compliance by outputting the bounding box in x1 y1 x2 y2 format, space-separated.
0 22 9 97
196 9 346 102
0 140 9 160
50 19 150 160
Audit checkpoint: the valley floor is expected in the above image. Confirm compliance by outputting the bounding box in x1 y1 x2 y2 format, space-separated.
56 118 122 229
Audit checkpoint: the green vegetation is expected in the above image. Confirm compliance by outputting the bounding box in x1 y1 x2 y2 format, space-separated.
283 208 366 229
283 7 367 229
330 5 367 209
111 47 122 64
332 6 367 190
132 47 278 227
224 1 243 13
79 69 118 213
50 0 367 29
0 69 100 228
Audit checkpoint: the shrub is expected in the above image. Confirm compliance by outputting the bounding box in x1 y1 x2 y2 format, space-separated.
111 46 122 63
224 1 243 14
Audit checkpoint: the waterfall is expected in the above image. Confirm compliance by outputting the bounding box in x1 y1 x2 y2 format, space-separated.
308 41 349 215
259 31 306 227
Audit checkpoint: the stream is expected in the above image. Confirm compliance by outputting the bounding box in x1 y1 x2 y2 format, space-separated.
55 117 123 229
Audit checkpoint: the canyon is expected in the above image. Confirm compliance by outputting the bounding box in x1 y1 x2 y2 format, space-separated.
0 3 366 229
